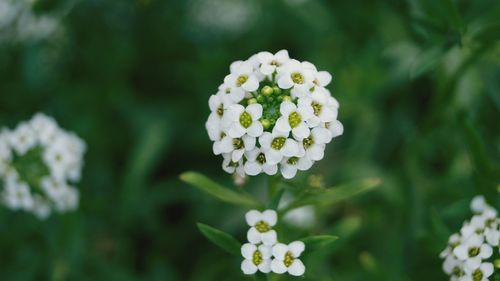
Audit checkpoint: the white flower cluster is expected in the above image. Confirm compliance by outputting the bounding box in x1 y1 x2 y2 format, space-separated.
241 209 306 276
441 196 499 281
0 0 61 43
0 113 86 219
206 50 343 179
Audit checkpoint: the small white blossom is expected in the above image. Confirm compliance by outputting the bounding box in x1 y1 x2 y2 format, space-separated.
259 130 301 166
222 104 263 138
274 101 314 140
462 262 494 281
225 61 260 92
277 59 315 99
243 148 278 176
245 209 278 246
241 243 272 274
257 50 290 76
271 241 306 276
453 234 492 270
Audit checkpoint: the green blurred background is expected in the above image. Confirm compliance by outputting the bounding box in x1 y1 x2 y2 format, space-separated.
0 0 499 280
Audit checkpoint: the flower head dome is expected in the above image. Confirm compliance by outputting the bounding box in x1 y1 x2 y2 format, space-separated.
206 50 343 179
0 113 86 219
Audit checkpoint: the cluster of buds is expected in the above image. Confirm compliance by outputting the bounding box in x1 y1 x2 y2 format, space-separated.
206 50 343 179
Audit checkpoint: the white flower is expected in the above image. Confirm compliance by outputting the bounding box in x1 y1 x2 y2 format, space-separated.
217 82 245 104
257 50 290 76
241 243 272 274
470 195 490 214
443 255 464 279
274 101 314 140
271 241 306 276
300 127 332 161
277 59 314 98
462 262 494 281
453 234 492 270
222 153 245 177
2 178 34 211
259 130 301 165
9 122 37 155
298 88 337 127
440 233 462 258
30 113 59 145
484 228 499 247
214 134 255 162
243 148 278 176
280 156 313 179
301 61 332 87
324 120 344 140
222 104 263 138
225 61 259 92
245 209 278 246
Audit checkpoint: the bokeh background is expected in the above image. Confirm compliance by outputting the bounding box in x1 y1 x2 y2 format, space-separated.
0 0 499 280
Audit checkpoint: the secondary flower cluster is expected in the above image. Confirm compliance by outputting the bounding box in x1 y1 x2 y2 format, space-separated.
0 113 86 219
241 209 306 276
440 196 499 281
206 50 343 179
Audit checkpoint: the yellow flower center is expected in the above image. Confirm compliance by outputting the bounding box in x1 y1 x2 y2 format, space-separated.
236 75 248 87
239 112 253 128
255 221 271 233
257 153 266 164
233 138 244 149
303 136 314 149
291 72 304 84
312 101 322 116
472 269 483 281
468 247 480 257
288 112 302 128
252 250 263 265
284 251 294 267
287 157 299 165
271 137 286 150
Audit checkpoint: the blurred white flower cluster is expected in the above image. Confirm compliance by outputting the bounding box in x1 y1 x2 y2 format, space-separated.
0 113 86 219
241 209 306 276
440 196 499 281
0 0 60 43
206 50 343 179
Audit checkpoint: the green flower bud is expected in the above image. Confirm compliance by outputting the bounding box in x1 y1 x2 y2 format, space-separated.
256 95 265 103
283 96 292 102
261 86 273 96
260 119 272 130
247 98 257 104
272 86 282 95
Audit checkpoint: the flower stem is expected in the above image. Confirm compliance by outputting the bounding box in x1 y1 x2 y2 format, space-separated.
267 176 278 202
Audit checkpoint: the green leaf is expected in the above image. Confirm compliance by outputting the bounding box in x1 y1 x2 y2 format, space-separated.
180 172 262 208
301 235 338 252
196 223 241 256
268 188 285 210
410 46 446 79
282 178 382 212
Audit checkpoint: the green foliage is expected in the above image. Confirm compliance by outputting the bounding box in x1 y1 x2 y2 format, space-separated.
301 235 338 252
196 223 241 256
0 0 499 280
180 171 262 208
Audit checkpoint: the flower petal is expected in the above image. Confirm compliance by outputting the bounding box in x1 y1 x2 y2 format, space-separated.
262 210 277 226
289 241 305 257
247 227 262 244
243 76 259 92
272 243 288 260
288 259 305 276
241 259 258 275
258 259 272 273
261 230 277 246
271 259 288 274
245 210 262 226
241 243 257 259
258 245 273 259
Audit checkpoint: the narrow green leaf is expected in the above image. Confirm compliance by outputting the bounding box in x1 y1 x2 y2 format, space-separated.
197 223 241 256
282 178 382 212
301 235 339 252
268 188 285 210
410 46 446 79
180 172 262 208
